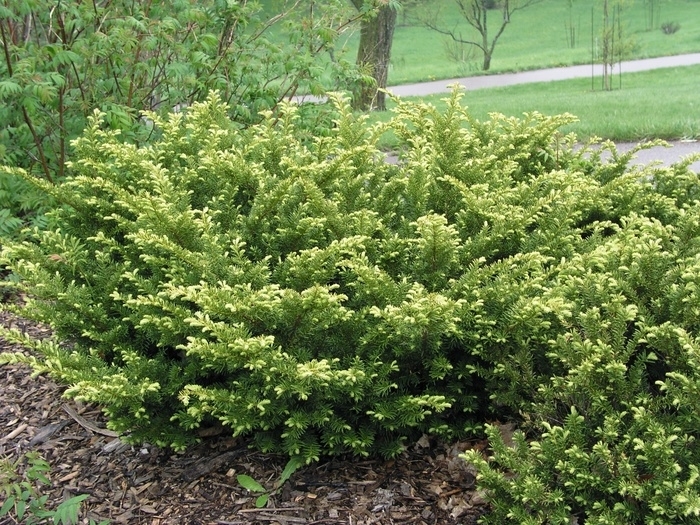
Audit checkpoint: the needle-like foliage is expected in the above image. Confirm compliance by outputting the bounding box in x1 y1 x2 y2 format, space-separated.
3 88 700 522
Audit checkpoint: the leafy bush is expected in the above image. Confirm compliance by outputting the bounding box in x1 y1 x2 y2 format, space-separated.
0 0 363 238
661 21 681 34
460 154 700 520
2 89 700 525
0 90 562 455
0 451 105 524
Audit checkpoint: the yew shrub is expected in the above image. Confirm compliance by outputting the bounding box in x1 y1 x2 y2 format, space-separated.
3 89 700 522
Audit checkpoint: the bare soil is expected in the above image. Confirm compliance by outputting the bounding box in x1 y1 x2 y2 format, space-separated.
0 309 490 525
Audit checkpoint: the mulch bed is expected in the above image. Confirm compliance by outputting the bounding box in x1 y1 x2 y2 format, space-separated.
0 309 490 524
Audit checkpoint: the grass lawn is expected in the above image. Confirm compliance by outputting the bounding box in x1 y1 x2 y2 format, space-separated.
386 0 700 84
263 0 699 142
367 64 700 146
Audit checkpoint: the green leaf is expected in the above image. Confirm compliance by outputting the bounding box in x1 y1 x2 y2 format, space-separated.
0 496 15 516
59 493 90 507
0 80 22 98
277 456 303 487
255 493 269 508
15 499 26 521
237 474 266 493
54 494 89 524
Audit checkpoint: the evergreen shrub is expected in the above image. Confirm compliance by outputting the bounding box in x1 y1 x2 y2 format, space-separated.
3 89 700 521
459 152 700 520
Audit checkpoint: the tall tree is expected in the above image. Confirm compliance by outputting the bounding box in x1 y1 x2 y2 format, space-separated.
350 0 398 111
423 0 541 71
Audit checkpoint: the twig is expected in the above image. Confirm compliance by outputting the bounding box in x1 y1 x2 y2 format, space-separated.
0 423 29 443
253 515 307 524
238 507 306 513
62 404 119 437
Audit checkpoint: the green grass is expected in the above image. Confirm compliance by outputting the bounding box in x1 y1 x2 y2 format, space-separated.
259 0 700 86
381 0 700 85
368 64 700 146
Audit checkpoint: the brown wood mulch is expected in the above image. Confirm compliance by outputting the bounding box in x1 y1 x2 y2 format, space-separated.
0 309 490 525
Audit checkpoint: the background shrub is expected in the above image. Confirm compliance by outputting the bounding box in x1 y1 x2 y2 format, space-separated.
0 0 362 238
661 21 681 34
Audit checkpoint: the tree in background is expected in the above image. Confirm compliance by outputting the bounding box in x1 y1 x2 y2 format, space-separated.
350 0 399 111
398 0 422 26
645 0 661 30
596 0 636 91
565 0 579 48
422 0 541 71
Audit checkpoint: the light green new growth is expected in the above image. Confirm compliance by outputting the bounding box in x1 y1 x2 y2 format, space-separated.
3 87 700 523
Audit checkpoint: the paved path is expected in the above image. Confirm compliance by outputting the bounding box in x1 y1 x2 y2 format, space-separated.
387 53 700 96
293 53 700 171
602 141 700 172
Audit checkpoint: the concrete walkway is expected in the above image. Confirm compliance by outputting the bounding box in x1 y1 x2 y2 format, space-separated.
601 141 700 172
387 52 700 96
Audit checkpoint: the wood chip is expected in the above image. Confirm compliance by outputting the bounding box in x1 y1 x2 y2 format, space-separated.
179 450 245 482
29 420 70 446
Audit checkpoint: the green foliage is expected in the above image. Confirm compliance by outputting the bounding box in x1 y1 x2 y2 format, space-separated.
3 88 700 525
0 0 364 238
237 455 303 508
0 451 106 524
457 140 700 520
237 475 270 508
0 170 50 238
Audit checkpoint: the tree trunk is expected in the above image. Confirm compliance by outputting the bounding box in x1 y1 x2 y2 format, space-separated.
352 3 397 111
481 13 490 71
